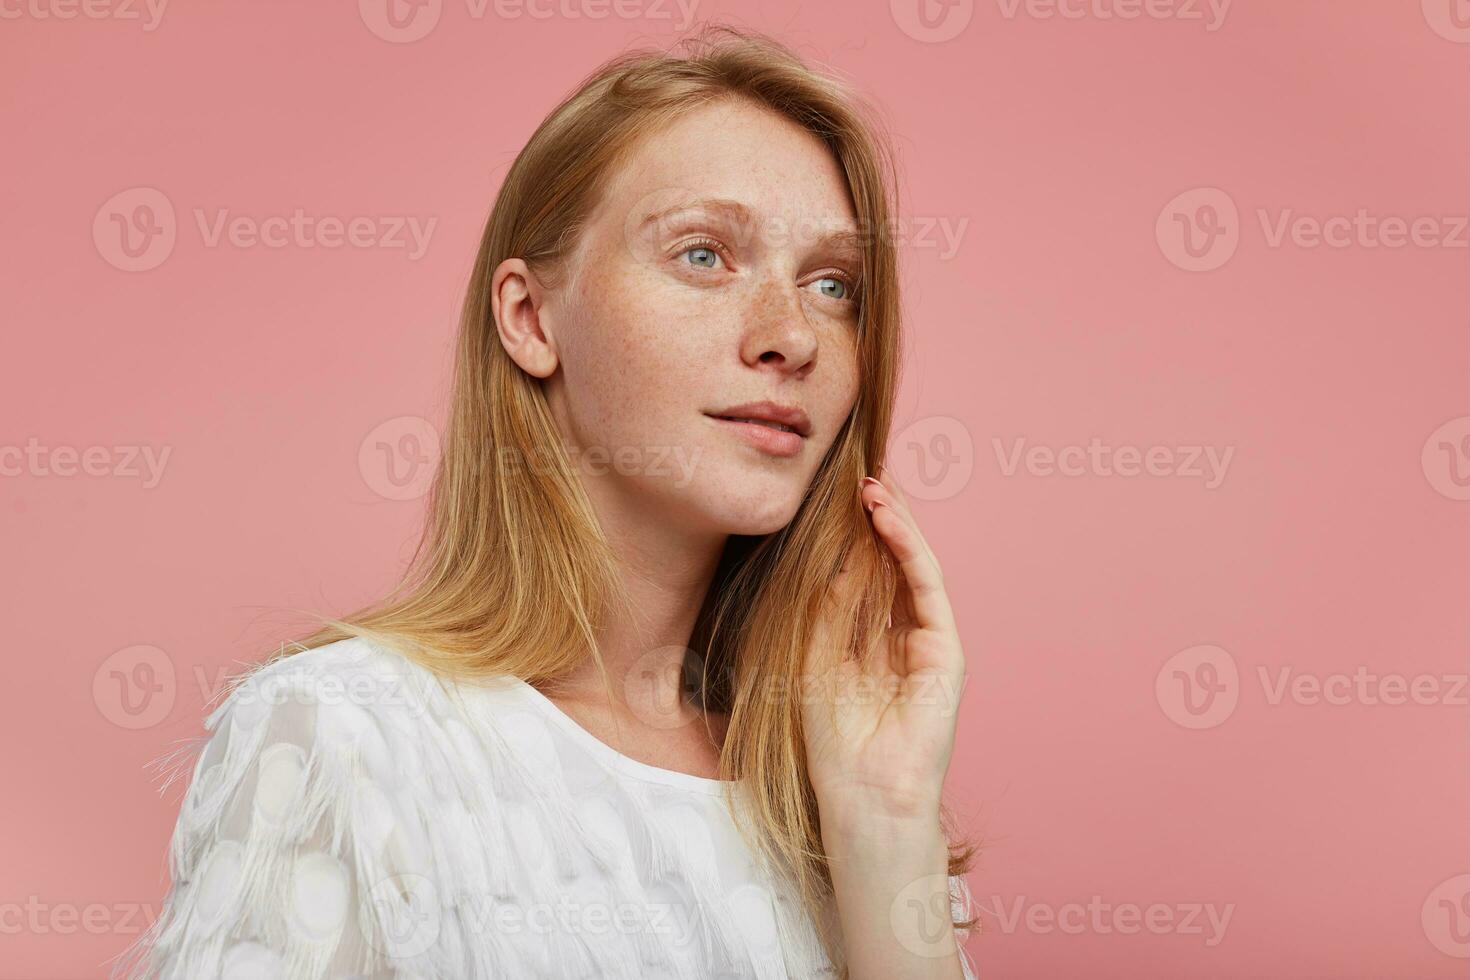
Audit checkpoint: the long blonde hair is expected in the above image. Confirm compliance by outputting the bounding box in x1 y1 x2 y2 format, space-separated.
255 23 978 973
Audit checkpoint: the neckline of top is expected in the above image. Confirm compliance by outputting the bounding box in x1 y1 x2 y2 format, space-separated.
495 674 736 797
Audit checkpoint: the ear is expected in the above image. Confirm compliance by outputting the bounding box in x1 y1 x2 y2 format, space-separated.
491 257 559 379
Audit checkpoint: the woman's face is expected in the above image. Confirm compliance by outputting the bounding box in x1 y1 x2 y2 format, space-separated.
526 98 864 537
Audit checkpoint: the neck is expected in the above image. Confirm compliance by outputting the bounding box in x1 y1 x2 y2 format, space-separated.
546 472 728 719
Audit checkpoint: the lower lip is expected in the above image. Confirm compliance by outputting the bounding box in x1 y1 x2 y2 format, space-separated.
705 415 805 458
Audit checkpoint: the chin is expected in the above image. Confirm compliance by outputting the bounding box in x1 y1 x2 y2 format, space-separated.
677 484 804 537
721 510 798 536
729 483 812 533
643 440 816 536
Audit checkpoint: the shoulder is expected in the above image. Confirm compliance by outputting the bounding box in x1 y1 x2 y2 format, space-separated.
182 635 469 820
208 636 452 739
118 638 488 977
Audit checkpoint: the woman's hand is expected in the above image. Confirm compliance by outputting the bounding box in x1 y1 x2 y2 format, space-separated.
800 463 968 828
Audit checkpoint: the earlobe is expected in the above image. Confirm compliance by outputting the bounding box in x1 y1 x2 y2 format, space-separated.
490 257 559 378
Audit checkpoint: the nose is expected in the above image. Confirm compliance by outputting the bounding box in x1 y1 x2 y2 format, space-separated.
739 275 819 378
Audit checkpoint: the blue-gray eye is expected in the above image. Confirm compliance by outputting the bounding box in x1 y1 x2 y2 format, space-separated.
684 247 719 268
813 276 847 300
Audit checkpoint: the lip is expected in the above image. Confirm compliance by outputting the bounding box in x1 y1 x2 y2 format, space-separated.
705 415 805 457
704 401 812 437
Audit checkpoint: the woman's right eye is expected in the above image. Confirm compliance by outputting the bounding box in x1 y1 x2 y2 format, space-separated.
676 238 726 271
683 246 720 268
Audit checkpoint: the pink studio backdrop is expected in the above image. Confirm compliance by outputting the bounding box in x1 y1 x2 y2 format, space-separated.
3 2 1468 977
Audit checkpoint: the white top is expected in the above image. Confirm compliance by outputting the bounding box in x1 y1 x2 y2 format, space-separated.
115 637 978 979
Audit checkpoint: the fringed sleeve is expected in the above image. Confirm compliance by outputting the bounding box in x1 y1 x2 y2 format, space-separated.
949 872 979 980
111 649 463 979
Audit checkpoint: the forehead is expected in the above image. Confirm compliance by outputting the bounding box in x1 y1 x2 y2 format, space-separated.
597 98 860 241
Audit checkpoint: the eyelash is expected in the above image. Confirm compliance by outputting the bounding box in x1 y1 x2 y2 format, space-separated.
675 236 858 302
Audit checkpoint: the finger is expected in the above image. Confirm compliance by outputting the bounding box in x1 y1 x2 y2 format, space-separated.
862 472 942 582
859 478 925 626
877 463 942 576
867 501 956 636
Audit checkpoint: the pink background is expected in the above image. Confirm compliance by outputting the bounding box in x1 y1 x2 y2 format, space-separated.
4 1 1469 977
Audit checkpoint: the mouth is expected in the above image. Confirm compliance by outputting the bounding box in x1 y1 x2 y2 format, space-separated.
705 414 811 461
703 401 812 438
708 416 802 433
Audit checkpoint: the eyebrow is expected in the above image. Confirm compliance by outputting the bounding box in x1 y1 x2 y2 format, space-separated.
639 197 864 260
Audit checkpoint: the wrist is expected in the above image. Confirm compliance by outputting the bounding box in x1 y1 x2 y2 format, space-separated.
817 786 942 832
818 793 944 854
821 812 951 883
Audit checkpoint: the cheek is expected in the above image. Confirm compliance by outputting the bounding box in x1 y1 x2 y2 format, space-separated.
555 262 716 445
820 332 862 423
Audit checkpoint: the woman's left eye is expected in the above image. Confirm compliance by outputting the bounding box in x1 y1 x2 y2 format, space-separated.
808 276 850 301
679 244 723 269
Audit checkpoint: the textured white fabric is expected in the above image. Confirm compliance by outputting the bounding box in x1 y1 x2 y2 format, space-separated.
115 637 978 979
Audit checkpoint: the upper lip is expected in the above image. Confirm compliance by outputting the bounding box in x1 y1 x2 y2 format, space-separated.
706 400 812 437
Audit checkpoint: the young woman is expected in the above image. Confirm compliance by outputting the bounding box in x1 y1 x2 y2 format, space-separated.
115 25 979 980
